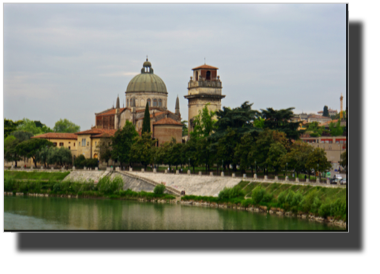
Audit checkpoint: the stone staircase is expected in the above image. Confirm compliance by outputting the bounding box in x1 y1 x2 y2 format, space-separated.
114 170 181 196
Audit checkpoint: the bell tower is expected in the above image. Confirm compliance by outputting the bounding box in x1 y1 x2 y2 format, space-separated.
184 64 225 137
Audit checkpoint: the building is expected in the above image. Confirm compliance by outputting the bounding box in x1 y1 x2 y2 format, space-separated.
317 108 338 116
91 58 183 148
184 64 225 136
307 114 331 124
300 135 346 167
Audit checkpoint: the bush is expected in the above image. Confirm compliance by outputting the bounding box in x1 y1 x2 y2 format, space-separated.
318 201 332 218
285 191 295 205
218 185 245 200
52 182 61 193
154 184 166 195
218 187 230 200
252 186 265 204
291 192 303 207
97 176 123 194
262 193 273 203
240 199 253 208
277 191 287 206
311 196 322 214
300 191 317 213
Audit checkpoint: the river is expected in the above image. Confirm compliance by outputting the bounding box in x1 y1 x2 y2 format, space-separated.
4 196 344 231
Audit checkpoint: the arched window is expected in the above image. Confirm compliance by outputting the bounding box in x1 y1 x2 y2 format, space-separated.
141 99 144 107
153 99 158 107
147 99 151 107
195 71 199 81
206 71 211 80
127 99 129 107
158 99 162 107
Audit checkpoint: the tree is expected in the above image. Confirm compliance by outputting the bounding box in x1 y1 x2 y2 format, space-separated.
17 118 44 135
191 104 216 139
53 119 80 133
97 137 112 166
11 131 34 142
307 122 323 137
142 102 151 134
323 106 329 117
253 117 265 128
45 147 72 167
283 141 314 178
4 135 22 167
111 121 138 167
35 146 50 168
181 120 188 136
214 128 238 171
266 142 287 175
235 133 255 174
4 118 23 138
4 131 33 167
130 132 157 169
329 120 344 136
16 138 54 167
306 148 332 179
340 151 347 170
260 107 302 141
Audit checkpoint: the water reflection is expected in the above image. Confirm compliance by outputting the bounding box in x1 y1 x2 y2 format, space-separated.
4 196 344 231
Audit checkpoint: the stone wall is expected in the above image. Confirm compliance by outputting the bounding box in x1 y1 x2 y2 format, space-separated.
154 125 182 145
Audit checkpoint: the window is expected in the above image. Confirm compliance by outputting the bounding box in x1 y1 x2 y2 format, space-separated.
159 99 162 107
127 99 129 107
153 99 158 107
53 142 57 147
206 71 211 80
68 146 71 150
59 142 64 147
87 142 89 146
82 139 86 147
147 99 151 107
74 143 75 147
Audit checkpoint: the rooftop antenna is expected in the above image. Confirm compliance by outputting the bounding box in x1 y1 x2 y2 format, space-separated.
146 55 148 60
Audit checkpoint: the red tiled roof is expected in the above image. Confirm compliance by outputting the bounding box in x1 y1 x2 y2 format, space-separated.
31 133 78 140
76 128 117 137
192 64 218 70
96 108 128 117
153 118 183 126
136 111 172 121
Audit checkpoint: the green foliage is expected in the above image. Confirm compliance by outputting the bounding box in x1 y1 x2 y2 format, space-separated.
305 148 332 175
154 184 166 195
329 120 343 136
11 131 34 142
191 103 216 139
251 186 266 204
307 122 323 137
4 118 23 138
260 107 301 140
181 120 188 136
16 118 52 135
340 151 347 169
291 192 303 207
97 176 123 194
142 102 151 134
323 106 329 117
53 119 80 133
253 117 265 128
277 191 287 206
111 121 138 166
4 171 70 181
97 137 112 164
130 132 156 168
47 147 73 167
218 185 245 200
74 155 86 168
283 141 314 176
16 138 54 167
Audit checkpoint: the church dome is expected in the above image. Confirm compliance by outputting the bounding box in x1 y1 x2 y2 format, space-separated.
126 59 167 94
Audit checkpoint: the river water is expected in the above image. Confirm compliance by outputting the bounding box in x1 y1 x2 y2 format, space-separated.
4 196 344 231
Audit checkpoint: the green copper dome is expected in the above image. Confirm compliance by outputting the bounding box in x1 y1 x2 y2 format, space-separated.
126 59 167 94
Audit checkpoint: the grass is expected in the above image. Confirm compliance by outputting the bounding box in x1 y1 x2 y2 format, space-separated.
4 171 70 181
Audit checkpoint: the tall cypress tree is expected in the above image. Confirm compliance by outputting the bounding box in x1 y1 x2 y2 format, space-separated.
142 102 151 133
322 105 329 117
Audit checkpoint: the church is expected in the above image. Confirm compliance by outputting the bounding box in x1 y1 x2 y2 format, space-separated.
30 58 225 163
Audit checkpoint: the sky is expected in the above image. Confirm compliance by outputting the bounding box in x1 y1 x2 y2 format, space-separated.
3 3 347 131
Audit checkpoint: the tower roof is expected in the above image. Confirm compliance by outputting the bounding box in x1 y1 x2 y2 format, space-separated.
192 64 218 70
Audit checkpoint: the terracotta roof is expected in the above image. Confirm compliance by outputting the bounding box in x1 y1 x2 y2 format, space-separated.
192 64 218 70
96 107 128 117
153 117 183 126
136 111 172 121
76 128 117 137
308 114 331 119
31 133 78 140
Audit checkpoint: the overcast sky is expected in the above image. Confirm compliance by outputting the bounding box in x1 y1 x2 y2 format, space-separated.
3 3 346 131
